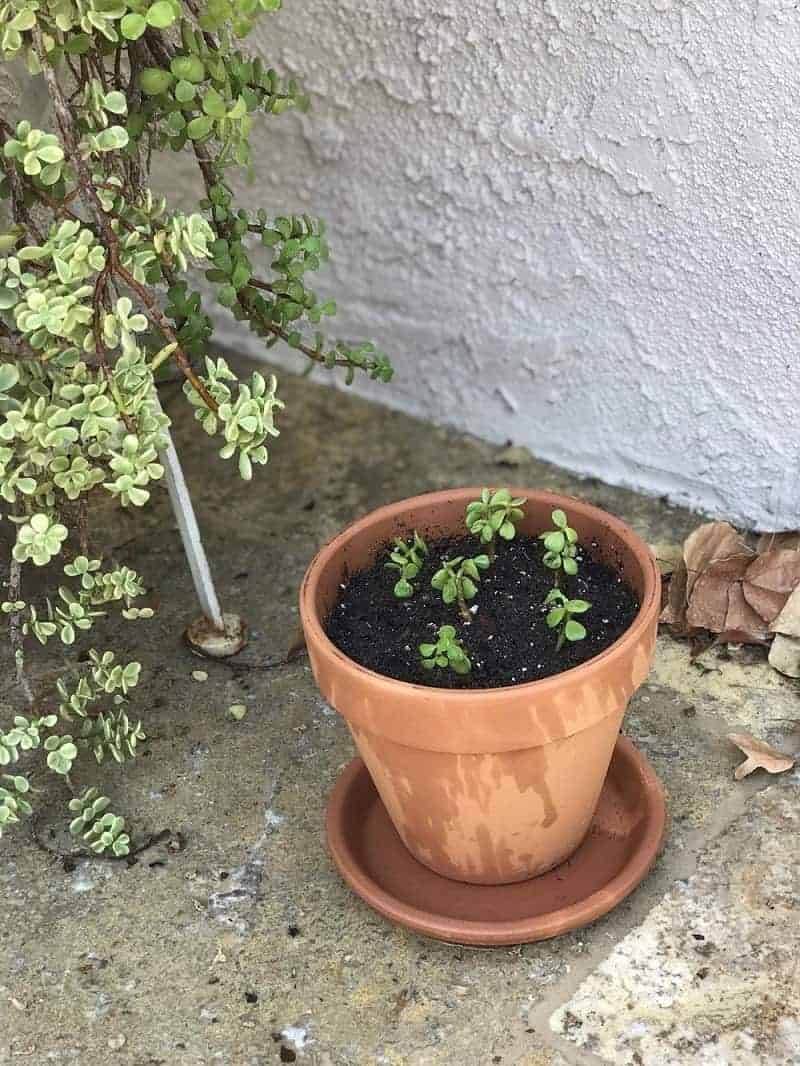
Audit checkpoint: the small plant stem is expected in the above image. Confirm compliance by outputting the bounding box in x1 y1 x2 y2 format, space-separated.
149 344 175 373
111 259 218 413
487 540 495 564
240 285 365 370
8 556 33 706
34 29 117 245
77 498 90 557
555 628 565 652
457 584 471 624
35 29 218 417
92 267 136 434
185 137 377 379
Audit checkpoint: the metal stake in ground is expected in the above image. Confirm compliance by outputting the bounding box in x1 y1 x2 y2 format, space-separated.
160 423 247 658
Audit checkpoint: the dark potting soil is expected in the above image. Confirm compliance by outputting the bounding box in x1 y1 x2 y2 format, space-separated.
325 533 640 689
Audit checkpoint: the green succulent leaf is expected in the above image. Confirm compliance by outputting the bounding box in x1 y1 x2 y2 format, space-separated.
540 509 581 581
567 599 591 613
0 0 392 853
186 115 214 141
146 2 177 29
394 578 413 598
462 559 479 581
140 67 174 95
0 364 19 393
464 488 526 553
174 79 196 103
386 532 427 598
564 619 587 642
120 13 147 39
418 624 471 677
203 89 228 119
543 584 591 651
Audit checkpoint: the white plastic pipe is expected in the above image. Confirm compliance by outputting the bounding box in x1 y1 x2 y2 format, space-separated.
159 421 224 631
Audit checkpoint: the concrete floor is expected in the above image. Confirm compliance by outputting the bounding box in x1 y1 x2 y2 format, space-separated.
1 359 799 1066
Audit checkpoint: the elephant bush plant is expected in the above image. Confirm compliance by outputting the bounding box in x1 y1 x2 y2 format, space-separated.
0 0 392 851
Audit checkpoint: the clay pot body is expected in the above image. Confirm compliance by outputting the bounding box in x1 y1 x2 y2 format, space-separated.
300 489 660 885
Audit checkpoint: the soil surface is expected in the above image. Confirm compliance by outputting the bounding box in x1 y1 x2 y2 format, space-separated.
325 533 639 688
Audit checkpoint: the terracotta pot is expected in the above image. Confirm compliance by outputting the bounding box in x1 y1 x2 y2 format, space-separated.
300 488 660 885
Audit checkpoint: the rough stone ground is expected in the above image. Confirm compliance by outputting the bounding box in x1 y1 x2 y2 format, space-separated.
1 358 799 1066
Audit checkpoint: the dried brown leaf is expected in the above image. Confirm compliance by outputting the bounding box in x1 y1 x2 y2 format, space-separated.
683 522 752 598
755 531 800 553
649 541 684 577
745 548 800 593
741 582 787 625
685 554 751 633
662 522 797 646
740 548 800 624
718 583 770 644
727 733 795 780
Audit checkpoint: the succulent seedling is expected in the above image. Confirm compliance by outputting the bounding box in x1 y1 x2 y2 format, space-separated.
544 588 591 651
385 530 428 598
431 555 490 622
419 625 471 675
540 509 579 580
465 488 527 560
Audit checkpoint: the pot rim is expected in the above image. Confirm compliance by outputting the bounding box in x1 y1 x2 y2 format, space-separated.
300 486 660 699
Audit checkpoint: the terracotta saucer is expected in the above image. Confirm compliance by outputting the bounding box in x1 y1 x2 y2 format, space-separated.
326 735 666 946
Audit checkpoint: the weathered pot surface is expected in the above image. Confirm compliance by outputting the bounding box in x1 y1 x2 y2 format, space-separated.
300 488 661 885
326 737 666 945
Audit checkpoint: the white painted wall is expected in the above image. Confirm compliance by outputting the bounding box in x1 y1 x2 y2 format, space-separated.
8 4 797 528
208 0 800 530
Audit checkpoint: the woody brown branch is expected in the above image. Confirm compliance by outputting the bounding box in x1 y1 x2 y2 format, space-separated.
32 29 217 414
111 258 217 412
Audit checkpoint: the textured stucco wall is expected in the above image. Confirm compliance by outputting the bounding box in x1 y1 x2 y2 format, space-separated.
204 0 800 530
7 4 799 527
